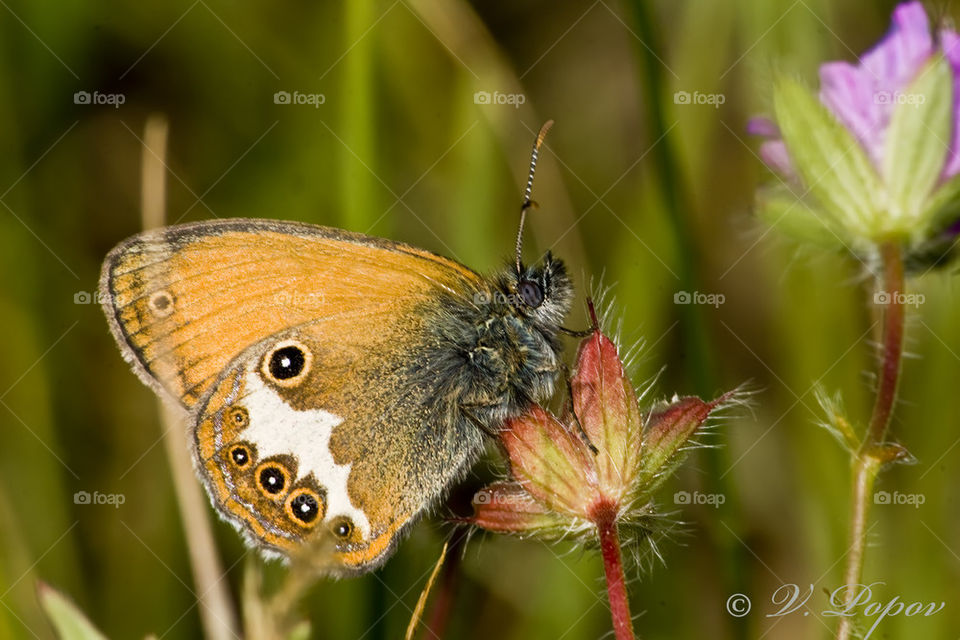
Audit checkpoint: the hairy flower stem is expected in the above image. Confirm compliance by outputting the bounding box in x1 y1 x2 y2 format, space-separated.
837 455 882 640
594 504 636 640
866 242 906 445
837 241 905 640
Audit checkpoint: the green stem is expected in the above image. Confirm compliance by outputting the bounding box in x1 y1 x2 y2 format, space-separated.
836 455 881 640
836 241 906 640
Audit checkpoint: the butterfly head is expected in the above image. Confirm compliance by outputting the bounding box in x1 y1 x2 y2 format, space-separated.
503 252 573 331
499 121 574 335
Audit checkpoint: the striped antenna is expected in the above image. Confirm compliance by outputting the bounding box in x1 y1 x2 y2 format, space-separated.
515 120 554 276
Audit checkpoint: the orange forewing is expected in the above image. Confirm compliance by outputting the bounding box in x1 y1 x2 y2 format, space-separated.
102 219 481 408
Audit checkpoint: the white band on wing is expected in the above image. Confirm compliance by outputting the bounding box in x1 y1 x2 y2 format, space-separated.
239 369 372 538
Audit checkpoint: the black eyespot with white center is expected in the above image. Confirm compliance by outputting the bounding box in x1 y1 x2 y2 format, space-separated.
261 340 313 387
286 488 325 528
294 495 317 520
331 516 354 540
256 463 287 497
518 279 544 308
230 445 251 468
227 406 249 429
270 346 304 379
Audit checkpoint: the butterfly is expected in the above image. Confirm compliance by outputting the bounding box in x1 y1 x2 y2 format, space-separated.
99 122 574 574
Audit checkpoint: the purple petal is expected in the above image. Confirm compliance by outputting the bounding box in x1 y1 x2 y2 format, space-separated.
943 28 960 70
861 2 934 86
819 61 885 166
940 29 960 178
746 117 779 137
747 117 796 178
752 2 960 188
758 140 796 179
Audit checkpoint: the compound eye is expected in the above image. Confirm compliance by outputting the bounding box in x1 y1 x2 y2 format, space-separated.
518 279 544 308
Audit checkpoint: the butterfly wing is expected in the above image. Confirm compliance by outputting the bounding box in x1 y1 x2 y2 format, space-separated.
101 218 489 572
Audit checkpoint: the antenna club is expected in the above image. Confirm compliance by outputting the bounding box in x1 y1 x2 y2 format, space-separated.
535 120 554 149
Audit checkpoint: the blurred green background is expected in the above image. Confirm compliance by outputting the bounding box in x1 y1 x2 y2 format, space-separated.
1 0 958 638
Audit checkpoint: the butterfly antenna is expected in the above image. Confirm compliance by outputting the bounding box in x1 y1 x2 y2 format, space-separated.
515 120 554 276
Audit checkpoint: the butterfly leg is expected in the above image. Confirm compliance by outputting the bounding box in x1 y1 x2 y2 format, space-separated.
562 363 599 456
461 406 503 440
561 297 601 338
459 407 515 463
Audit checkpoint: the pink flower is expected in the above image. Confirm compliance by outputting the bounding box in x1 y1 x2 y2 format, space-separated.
750 2 960 250
751 2 960 182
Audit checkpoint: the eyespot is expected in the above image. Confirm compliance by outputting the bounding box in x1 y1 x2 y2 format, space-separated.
147 290 175 317
331 516 354 540
227 406 249 429
229 444 251 468
269 346 305 380
261 340 313 387
285 488 325 527
518 280 544 308
255 462 288 498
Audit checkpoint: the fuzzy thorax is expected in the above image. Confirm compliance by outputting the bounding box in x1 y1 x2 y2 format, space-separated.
426 252 574 429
